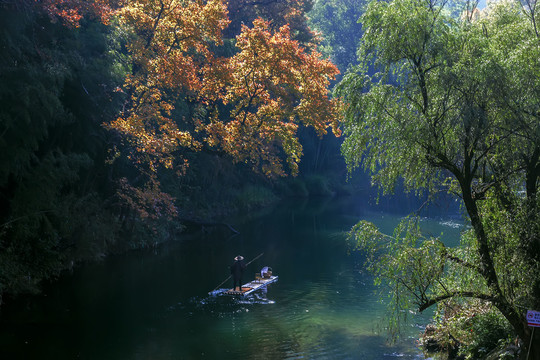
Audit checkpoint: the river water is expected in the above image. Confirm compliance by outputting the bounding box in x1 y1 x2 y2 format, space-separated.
0 196 462 359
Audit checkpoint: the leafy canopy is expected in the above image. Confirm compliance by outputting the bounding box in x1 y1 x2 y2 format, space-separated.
108 0 341 178
336 0 540 351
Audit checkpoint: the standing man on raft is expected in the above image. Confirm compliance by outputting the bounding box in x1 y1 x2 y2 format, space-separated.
230 255 247 291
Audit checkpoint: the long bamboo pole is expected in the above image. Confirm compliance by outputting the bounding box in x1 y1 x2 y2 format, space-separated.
526 327 535 360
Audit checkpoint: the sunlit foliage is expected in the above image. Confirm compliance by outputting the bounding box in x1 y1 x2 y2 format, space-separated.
108 0 341 178
338 0 540 354
108 0 229 174
203 18 341 176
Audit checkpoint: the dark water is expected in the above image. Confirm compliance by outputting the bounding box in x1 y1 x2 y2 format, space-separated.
0 196 462 359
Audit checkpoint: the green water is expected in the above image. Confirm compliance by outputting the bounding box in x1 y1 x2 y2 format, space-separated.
0 196 462 359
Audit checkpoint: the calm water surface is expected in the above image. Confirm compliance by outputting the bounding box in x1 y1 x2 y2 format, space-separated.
0 196 462 359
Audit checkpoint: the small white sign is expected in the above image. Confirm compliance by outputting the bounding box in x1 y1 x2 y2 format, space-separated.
527 310 540 328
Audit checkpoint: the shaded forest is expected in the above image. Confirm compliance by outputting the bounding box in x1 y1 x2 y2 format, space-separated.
0 0 365 303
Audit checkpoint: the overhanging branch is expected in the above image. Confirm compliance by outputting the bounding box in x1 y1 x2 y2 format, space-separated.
418 291 494 312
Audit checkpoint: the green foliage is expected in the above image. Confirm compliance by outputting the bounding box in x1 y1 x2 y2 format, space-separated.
350 217 449 338
235 185 278 211
459 308 514 359
305 174 334 196
0 6 127 298
422 301 514 360
308 0 365 74
0 10 70 184
335 0 460 197
226 0 316 44
338 0 540 354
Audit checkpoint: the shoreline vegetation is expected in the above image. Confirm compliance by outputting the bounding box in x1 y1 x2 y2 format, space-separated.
0 173 352 308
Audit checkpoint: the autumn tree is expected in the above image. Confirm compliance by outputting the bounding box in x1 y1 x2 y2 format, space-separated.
32 0 118 27
108 0 341 181
5 0 341 231
336 0 540 357
201 18 341 176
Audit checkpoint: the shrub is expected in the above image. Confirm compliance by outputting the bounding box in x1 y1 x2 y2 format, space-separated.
421 300 515 359
235 185 277 211
305 174 335 196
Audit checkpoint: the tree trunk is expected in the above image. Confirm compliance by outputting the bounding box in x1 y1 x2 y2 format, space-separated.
525 146 540 202
523 147 540 360
460 178 528 346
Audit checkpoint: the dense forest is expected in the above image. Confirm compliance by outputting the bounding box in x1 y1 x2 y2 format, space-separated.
1 0 540 358
0 0 353 303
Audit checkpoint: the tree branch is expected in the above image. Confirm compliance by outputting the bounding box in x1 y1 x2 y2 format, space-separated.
418 291 494 312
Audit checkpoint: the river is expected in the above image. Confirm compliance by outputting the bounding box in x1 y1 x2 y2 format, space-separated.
0 196 462 359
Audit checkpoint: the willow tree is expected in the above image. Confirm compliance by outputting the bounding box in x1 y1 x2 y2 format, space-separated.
336 0 540 356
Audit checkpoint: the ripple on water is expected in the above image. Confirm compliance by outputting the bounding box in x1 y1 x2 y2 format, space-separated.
439 220 462 228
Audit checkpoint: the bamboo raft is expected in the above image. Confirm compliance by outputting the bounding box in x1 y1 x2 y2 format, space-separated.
210 273 278 297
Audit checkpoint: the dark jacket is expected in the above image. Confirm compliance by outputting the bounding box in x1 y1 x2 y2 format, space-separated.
230 259 246 279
